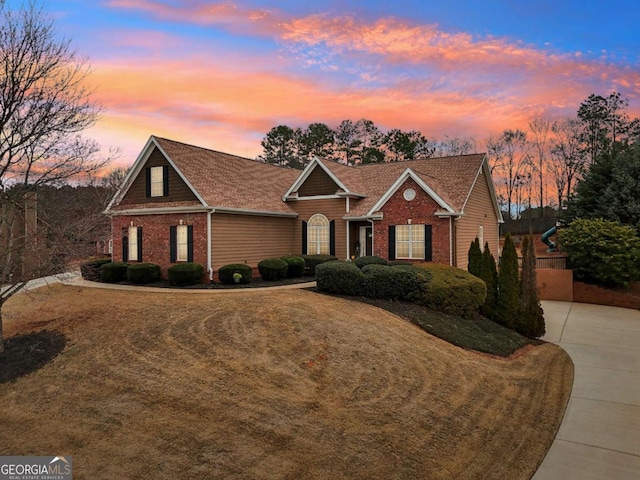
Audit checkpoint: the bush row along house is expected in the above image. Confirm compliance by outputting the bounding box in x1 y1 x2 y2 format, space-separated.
105 136 503 279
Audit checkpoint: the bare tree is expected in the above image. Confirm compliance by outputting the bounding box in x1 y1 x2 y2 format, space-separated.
487 129 528 219
549 118 585 208
1 1 112 353
433 136 476 157
528 118 550 215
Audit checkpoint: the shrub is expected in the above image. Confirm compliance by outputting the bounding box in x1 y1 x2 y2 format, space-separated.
388 260 412 267
414 263 486 319
496 233 520 328
81 258 112 281
218 264 253 285
361 264 425 301
300 254 338 275
99 262 129 283
468 237 483 277
479 243 499 320
558 218 640 287
316 261 364 296
518 236 545 338
168 262 204 286
281 255 305 278
354 255 387 269
258 258 288 281
127 263 161 284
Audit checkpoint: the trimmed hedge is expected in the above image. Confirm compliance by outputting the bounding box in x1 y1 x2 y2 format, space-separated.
99 262 129 283
361 264 425 301
168 262 204 286
316 261 364 296
354 255 387 269
127 263 161 284
218 264 253 285
81 257 112 281
300 254 338 275
414 263 486 319
258 258 288 281
281 255 305 278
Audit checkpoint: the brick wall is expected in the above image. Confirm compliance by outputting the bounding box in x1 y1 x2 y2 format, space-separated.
112 212 209 277
374 177 451 264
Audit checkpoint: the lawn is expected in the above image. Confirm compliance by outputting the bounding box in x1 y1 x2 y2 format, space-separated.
0 284 572 480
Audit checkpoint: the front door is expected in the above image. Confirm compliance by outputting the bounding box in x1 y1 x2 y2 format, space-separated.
359 226 373 257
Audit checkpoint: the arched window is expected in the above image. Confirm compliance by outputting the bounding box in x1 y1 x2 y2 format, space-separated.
307 214 330 255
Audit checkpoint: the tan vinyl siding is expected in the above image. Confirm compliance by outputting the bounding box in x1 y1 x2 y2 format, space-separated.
211 213 296 270
120 148 199 205
297 166 340 197
455 170 500 269
290 198 347 259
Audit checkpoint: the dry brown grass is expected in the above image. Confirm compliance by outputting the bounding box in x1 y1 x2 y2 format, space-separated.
0 284 572 480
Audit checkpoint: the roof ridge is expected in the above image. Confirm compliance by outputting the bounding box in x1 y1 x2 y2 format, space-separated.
153 135 299 172
353 152 486 168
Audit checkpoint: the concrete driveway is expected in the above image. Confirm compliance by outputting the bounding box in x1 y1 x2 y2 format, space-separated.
533 301 640 479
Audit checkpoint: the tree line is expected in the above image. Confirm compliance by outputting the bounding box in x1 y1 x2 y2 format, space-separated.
259 92 640 221
258 119 476 168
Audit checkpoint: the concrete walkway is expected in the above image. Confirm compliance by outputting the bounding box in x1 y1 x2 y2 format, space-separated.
533 301 640 480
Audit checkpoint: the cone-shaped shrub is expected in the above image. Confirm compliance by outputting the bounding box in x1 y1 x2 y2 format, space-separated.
496 233 520 328
467 237 482 277
479 242 498 320
518 236 545 338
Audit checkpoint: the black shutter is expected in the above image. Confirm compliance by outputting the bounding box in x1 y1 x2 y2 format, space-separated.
162 165 169 196
145 167 151 197
122 228 129 262
187 225 194 262
301 221 308 255
424 225 433 261
137 227 143 262
169 226 177 262
388 225 396 260
329 220 336 256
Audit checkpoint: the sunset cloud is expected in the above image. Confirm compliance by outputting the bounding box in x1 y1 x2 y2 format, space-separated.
84 0 640 167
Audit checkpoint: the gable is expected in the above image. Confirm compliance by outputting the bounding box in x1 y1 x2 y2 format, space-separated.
297 165 341 197
119 147 199 206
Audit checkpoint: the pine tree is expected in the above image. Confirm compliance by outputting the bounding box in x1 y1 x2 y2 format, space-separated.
496 233 520 329
518 236 546 337
479 242 498 320
468 237 483 277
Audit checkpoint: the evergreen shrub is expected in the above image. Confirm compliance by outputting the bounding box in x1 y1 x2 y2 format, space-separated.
218 264 253 285
354 255 387 269
281 255 306 278
258 258 288 281
99 262 129 283
81 257 112 281
316 261 364 296
300 254 338 275
168 262 204 286
127 263 161 284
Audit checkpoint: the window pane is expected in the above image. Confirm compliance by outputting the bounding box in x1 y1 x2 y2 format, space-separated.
396 225 409 242
411 225 424 242
396 241 409 258
128 226 138 261
177 225 188 243
177 243 188 261
150 166 164 197
411 241 425 259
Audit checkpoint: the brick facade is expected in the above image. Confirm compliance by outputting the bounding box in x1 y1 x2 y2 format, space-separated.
373 178 451 264
112 212 209 277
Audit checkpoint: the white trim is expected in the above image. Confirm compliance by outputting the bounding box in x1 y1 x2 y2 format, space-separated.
284 195 341 201
213 207 298 218
105 135 207 213
346 197 350 213
346 220 350 259
109 206 211 215
367 168 455 216
283 157 350 199
435 211 463 218
449 217 453 266
207 210 213 281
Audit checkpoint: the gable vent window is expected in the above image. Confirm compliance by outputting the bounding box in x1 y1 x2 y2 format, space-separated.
146 165 169 197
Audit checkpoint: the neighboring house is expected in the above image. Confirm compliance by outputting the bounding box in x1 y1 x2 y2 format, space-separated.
105 136 503 279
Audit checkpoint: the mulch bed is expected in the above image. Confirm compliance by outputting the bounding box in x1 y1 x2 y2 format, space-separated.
0 331 66 384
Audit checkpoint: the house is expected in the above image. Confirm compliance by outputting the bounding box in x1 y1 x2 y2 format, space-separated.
105 136 503 279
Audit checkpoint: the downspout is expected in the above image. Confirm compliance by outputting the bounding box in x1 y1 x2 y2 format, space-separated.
449 217 453 266
345 197 350 260
207 209 214 281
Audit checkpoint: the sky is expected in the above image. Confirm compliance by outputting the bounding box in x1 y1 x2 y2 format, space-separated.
6 0 640 168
